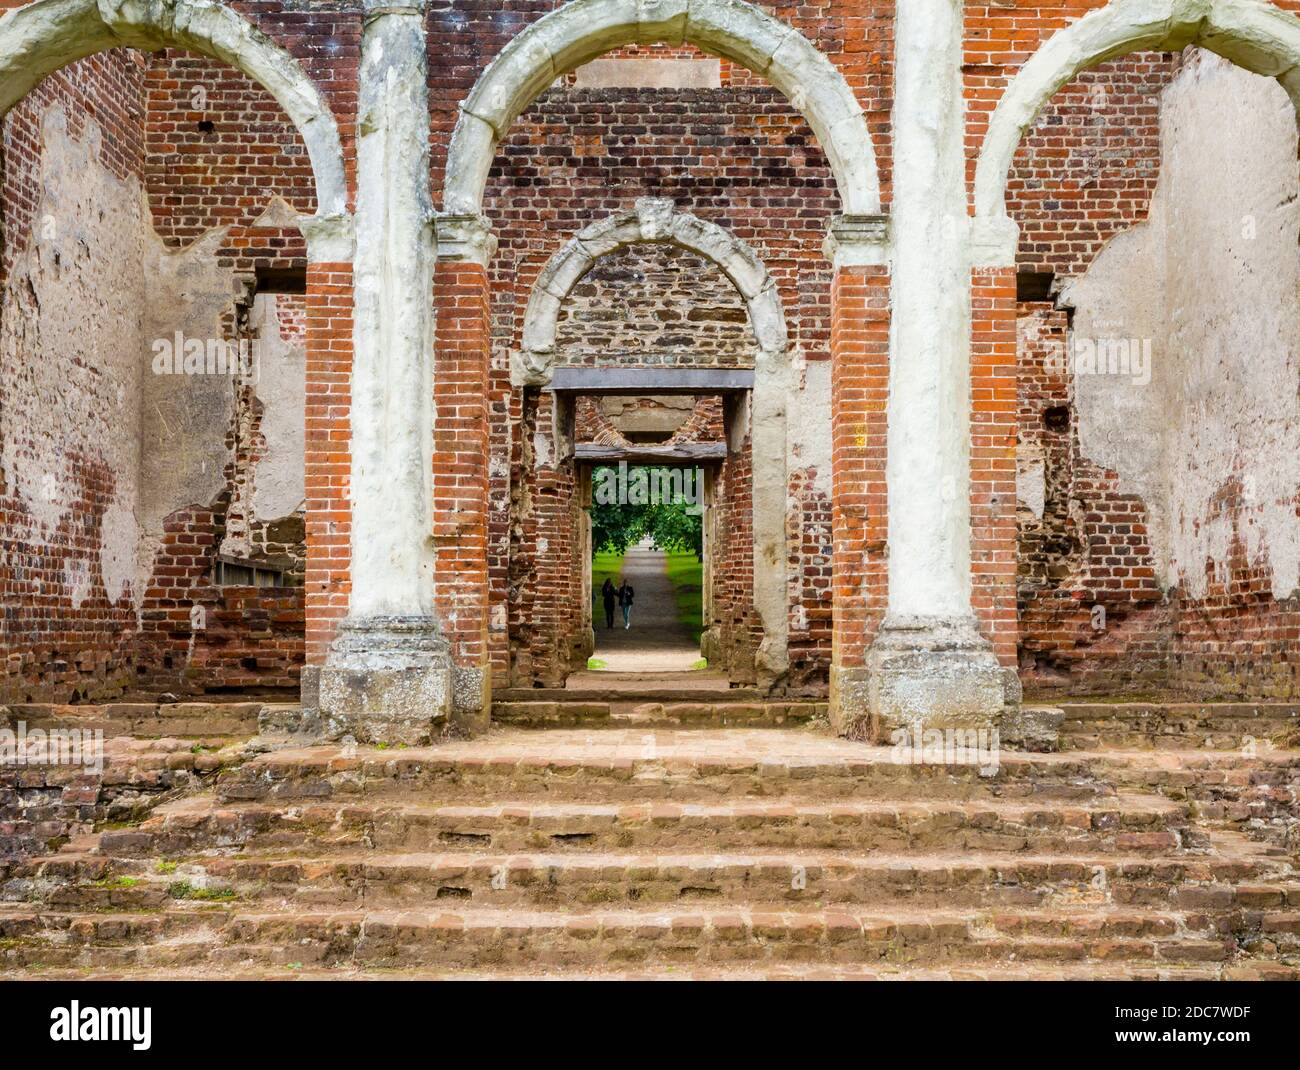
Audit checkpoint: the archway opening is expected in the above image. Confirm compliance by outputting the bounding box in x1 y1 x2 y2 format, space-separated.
1004 44 1300 703
0 43 317 710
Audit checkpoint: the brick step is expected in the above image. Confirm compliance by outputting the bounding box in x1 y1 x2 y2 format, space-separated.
216 730 1115 805
1083 748 1300 792
494 686 766 704
13 961 1297 980
4 702 264 740
491 700 824 729
31 850 1294 912
1056 703 1300 745
1049 702 1300 751
103 794 1193 857
0 904 1280 971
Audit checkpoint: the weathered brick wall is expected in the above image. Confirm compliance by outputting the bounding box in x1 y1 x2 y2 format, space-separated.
0 39 326 702
709 433 758 681
0 52 149 704
133 52 313 698
1004 42 1300 700
556 245 757 368
1 50 147 277
1015 301 1170 695
1008 53 1180 278
507 393 584 686
143 49 317 245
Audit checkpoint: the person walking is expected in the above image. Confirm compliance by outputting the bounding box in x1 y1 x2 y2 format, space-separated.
617 578 635 629
600 578 617 629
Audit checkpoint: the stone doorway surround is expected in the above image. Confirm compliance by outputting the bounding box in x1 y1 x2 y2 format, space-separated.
516 200 792 689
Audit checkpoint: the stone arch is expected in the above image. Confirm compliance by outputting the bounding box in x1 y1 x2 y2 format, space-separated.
517 197 786 383
443 0 879 219
973 0 1300 259
0 0 348 241
520 198 791 683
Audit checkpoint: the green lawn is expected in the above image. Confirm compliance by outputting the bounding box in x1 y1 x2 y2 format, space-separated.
591 550 625 601
663 548 704 646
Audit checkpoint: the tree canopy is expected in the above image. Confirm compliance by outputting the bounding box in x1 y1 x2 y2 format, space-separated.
590 465 704 559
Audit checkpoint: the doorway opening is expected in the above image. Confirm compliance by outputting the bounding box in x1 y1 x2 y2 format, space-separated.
588 461 708 674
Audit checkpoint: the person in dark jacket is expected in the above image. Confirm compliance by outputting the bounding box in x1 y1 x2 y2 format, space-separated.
600 578 616 629
617 579 635 629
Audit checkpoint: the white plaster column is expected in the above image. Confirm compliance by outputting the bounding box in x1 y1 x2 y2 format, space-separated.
864 0 1012 735
317 0 453 744
890 0 970 619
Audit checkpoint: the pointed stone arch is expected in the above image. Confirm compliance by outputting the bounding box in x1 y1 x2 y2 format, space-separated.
443 0 879 220
973 0 1300 262
0 0 349 251
520 198 792 683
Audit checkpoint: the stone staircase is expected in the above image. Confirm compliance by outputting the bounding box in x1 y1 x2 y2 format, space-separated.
2 698 1299 979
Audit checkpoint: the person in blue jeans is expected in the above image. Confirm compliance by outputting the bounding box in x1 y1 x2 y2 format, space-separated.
617 579 635 629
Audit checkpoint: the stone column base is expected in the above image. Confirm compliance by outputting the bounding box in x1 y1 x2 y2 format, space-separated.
450 663 490 737
833 614 1018 741
829 664 874 740
317 615 453 745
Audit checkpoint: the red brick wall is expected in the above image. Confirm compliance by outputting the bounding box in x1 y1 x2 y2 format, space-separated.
0 52 147 704
829 266 889 675
0 15 355 701
971 267 1019 668
710 431 758 682
433 260 492 677
303 263 354 667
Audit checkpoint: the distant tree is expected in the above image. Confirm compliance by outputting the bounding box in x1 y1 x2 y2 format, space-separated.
590 466 704 560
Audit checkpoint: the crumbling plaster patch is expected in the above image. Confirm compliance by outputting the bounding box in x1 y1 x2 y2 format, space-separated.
0 105 147 600
138 224 239 588
1061 52 1300 600
787 355 832 496
247 293 306 522
1 101 293 616
1017 456 1046 521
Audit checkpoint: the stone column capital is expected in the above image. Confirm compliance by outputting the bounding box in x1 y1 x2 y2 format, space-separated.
970 214 1020 268
299 211 355 264
823 213 890 269
433 212 497 267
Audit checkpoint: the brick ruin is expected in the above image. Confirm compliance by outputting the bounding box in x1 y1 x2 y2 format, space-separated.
0 0 1293 734
0 45 312 704
2 0 1300 985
